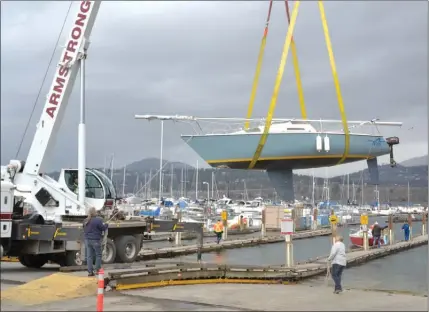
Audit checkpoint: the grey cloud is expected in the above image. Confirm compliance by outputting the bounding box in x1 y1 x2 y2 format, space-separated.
1 1 427 176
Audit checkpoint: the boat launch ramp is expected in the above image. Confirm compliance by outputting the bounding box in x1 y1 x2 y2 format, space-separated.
1 234 426 311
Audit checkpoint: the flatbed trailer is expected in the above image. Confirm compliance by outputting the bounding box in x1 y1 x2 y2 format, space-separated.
3 217 203 269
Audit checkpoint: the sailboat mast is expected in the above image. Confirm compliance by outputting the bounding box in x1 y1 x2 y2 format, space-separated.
135 174 139 195
180 167 184 197
195 160 199 200
122 165 126 197
149 169 152 198
211 171 214 200
347 173 350 202
311 172 315 206
144 172 147 198
109 154 114 182
407 181 410 207
170 163 174 198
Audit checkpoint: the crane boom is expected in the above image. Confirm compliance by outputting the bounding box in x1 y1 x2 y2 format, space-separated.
23 1 101 176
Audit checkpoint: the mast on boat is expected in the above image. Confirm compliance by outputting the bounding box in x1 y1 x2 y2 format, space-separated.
195 160 199 200
121 165 126 197
407 181 411 208
347 174 350 204
170 163 174 198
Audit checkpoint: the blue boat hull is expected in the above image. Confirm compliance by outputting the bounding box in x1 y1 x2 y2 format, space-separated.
181 132 391 170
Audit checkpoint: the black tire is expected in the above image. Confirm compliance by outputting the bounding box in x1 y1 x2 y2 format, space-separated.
134 234 144 251
18 254 48 269
102 238 116 264
115 235 139 263
63 250 84 267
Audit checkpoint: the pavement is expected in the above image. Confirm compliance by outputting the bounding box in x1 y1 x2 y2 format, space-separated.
1 261 426 311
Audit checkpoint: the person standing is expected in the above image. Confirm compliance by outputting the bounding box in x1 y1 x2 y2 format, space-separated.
371 221 382 248
84 207 108 277
327 235 347 294
401 222 410 241
213 219 224 244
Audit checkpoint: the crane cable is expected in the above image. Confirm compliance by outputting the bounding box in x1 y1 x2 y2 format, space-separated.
244 0 274 130
284 0 307 120
15 1 74 158
248 1 301 169
318 1 349 165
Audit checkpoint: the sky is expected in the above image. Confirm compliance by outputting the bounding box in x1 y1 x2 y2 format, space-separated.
1 1 427 178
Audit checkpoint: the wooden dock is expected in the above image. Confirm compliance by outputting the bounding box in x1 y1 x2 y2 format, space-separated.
138 228 332 260
103 234 427 290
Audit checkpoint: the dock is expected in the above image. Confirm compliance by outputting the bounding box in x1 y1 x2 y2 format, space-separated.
101 234 427 289
139 228 332 260
55 229 332 272
2 235 426 311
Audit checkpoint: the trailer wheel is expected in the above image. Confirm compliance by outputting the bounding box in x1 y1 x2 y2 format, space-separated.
115 235 138 263
134 234 144 251
18 254 48 269
102 238 116 264
63 250 84 267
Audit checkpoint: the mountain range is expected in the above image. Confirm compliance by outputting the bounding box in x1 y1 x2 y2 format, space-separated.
48 155 428 204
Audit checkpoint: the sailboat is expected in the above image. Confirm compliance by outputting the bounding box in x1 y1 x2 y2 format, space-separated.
134 2 403 202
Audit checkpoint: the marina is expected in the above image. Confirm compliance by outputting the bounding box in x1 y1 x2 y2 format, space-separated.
1 0 426 311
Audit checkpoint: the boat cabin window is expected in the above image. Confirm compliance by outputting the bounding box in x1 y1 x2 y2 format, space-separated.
4 195 7 205
64 170 105 199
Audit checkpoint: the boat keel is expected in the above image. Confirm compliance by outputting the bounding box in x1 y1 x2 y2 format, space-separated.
366 157 379 185
267 169 294 202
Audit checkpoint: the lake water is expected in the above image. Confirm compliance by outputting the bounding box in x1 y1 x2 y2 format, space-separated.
171 217 428 294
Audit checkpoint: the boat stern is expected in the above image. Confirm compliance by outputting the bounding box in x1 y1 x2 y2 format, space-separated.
366 136 400 185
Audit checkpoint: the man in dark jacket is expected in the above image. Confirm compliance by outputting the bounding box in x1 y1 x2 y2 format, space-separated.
84 207 108 276
371 222 387 248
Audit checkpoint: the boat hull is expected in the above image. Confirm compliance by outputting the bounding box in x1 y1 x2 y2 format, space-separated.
350 235 385 247
181 132 390 170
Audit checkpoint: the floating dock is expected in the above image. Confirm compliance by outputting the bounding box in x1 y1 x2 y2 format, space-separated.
103 234 427 290
59 229 332 272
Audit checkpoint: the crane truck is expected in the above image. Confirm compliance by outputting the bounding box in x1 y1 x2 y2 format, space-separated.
1 1 202 268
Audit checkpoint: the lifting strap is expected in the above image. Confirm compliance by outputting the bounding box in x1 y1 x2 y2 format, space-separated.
248 1 301 169
245 0 274 130
284 0 307 120
318 1 349 164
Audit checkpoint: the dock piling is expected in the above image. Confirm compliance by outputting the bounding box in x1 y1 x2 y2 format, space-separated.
388 215 394 245
330 209 337 245
361 213 369 251
222 210 228 240
261 209 266 238
312 208 318 230
407 213 413 241
421 212 427 236
285 234 294 267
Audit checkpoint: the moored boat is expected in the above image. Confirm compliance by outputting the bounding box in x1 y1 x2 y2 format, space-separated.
349 227 385 247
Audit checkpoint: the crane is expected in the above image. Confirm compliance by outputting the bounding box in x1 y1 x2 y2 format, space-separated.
1 1 103 224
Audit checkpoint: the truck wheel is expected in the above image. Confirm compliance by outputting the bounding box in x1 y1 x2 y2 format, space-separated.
64 250 84 266
102 238 116 264
18 254 48 269
134 234 144 251
115 235 138 263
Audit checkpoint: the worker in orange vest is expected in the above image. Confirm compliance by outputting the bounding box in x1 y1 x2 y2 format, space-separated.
213 219 224 244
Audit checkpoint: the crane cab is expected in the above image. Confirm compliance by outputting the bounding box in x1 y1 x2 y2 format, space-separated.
58 168 117 210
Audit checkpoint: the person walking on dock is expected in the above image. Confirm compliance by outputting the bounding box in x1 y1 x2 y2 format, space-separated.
327 235 347 294
213 219 224 244
84 207 109 277
401 222 410 241
371 222 382 248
